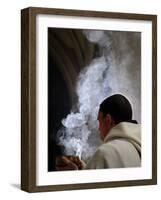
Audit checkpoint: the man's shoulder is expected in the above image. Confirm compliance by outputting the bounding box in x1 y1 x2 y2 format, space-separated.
96 141 118 155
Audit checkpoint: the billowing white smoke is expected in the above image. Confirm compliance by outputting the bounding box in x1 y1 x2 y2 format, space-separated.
57 30 141 161
57 57 109 160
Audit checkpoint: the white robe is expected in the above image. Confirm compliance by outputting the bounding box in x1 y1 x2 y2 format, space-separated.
85 122 141 169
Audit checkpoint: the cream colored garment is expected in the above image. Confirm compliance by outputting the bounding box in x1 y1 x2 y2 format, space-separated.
85 122 141 169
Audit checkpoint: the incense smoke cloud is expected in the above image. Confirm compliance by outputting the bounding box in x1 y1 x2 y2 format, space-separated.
57 30 141 161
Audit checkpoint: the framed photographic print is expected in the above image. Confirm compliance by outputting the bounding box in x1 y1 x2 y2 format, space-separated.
21 7 157 192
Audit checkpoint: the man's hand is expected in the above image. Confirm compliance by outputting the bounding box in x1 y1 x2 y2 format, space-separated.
56 156 86 171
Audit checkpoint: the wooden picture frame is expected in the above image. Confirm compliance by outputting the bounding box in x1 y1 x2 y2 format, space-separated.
21 7 157 192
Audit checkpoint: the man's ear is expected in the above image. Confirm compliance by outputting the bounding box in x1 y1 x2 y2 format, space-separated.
105 114 112 127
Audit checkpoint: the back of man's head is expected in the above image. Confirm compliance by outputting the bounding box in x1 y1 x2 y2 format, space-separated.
99 94 132 124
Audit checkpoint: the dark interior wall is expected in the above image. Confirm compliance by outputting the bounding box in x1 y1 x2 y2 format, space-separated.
48 28 96 171
48 58 71 170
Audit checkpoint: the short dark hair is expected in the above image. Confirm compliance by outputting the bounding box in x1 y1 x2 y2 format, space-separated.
99 94 132 124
